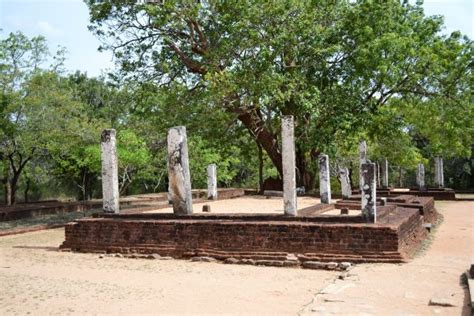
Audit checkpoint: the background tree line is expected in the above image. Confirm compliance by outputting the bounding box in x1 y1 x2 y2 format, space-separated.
1 0 473 205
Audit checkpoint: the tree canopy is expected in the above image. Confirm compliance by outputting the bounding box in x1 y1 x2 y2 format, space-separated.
86 0 473 189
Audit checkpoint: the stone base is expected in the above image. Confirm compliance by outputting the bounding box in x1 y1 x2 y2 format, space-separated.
60 206 427 265
336 195 438 224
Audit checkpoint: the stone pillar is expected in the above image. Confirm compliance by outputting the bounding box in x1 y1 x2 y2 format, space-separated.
359 140 367 191
376 162 381 189
319 154 331 204
361 162 376 223
381 159 389 188
101 129 120 213
281 116 297 215
207 164 217 200
434 156 444 188
339 167 351 199
167 126 193 215
416 163 425 191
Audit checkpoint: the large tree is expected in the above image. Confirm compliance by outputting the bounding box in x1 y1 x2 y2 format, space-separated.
0 32 67 204
86 0 472 189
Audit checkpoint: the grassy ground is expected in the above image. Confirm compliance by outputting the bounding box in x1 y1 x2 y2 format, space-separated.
0 209 100 232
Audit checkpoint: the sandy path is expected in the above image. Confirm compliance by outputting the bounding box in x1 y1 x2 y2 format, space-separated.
0 229 336 315
144 196 322 214
300 200 474 315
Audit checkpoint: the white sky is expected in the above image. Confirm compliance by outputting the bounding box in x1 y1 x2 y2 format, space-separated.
1 0 472 77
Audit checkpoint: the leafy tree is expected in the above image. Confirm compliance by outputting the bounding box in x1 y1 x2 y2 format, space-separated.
86 0 473 190
0 32 66 204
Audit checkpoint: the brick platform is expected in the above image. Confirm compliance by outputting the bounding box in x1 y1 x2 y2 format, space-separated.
336 195 438 224
60 205 428 265
352 188 455 200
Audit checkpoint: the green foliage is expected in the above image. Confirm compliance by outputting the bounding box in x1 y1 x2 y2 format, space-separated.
87 0 473 190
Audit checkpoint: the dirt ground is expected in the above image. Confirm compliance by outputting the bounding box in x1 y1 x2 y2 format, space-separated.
0 200 473 315
144 195 323 214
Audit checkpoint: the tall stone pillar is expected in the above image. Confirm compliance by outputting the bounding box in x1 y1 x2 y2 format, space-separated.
361 162 376 223
434 156 444 188
416 163 425 191
101 129 120 213
167 126 193 215
319 154 331 204
359 140 367 191
376 162 381 189
207 164 217 200
282 116 297 215
381 159 389 188
339 167 351 199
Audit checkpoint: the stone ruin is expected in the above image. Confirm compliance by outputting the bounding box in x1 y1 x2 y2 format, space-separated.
61 117 441 269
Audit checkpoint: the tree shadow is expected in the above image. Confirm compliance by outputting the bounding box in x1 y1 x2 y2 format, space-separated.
13 245 59 252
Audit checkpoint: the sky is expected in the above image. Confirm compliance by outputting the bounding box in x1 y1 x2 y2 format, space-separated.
0 0 473 78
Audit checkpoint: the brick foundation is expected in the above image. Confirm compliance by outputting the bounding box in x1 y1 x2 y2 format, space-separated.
61 206 427 265
335 195 439 224
352 188 455 200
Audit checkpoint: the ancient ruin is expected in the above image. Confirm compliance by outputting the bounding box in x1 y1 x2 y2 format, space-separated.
100 129 120 214
60 120 440 267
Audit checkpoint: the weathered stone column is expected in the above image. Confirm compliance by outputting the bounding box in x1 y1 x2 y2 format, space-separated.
167 126 193 215
416 163 425 191
361 162 376 223
207 164 217 200
339 167 351 199
376 162 381 189
434 156 444 188
282 116 297 215
319 154 331 204
381 159 389 188
359 140 367 191
101 129 120 213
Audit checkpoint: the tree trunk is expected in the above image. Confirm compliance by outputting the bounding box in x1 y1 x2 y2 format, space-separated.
295 148 316 190
236 111 283 177
348 162 354 190
9 178 17 205
257 142 263 193
24 178 30 203
4 180 11 206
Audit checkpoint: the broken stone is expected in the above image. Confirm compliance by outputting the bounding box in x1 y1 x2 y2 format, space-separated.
224 258 240 264
339 262 352 270
423 223 432 232
340 208 349 215
283 260 299 267
149 254 161 259
190 256 217 263
114 253 123 258
326 262 338 270
255 260 284 267
302 261 327 269
241 259 256 265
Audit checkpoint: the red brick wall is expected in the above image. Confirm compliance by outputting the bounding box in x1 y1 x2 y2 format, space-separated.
61 208 426 262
